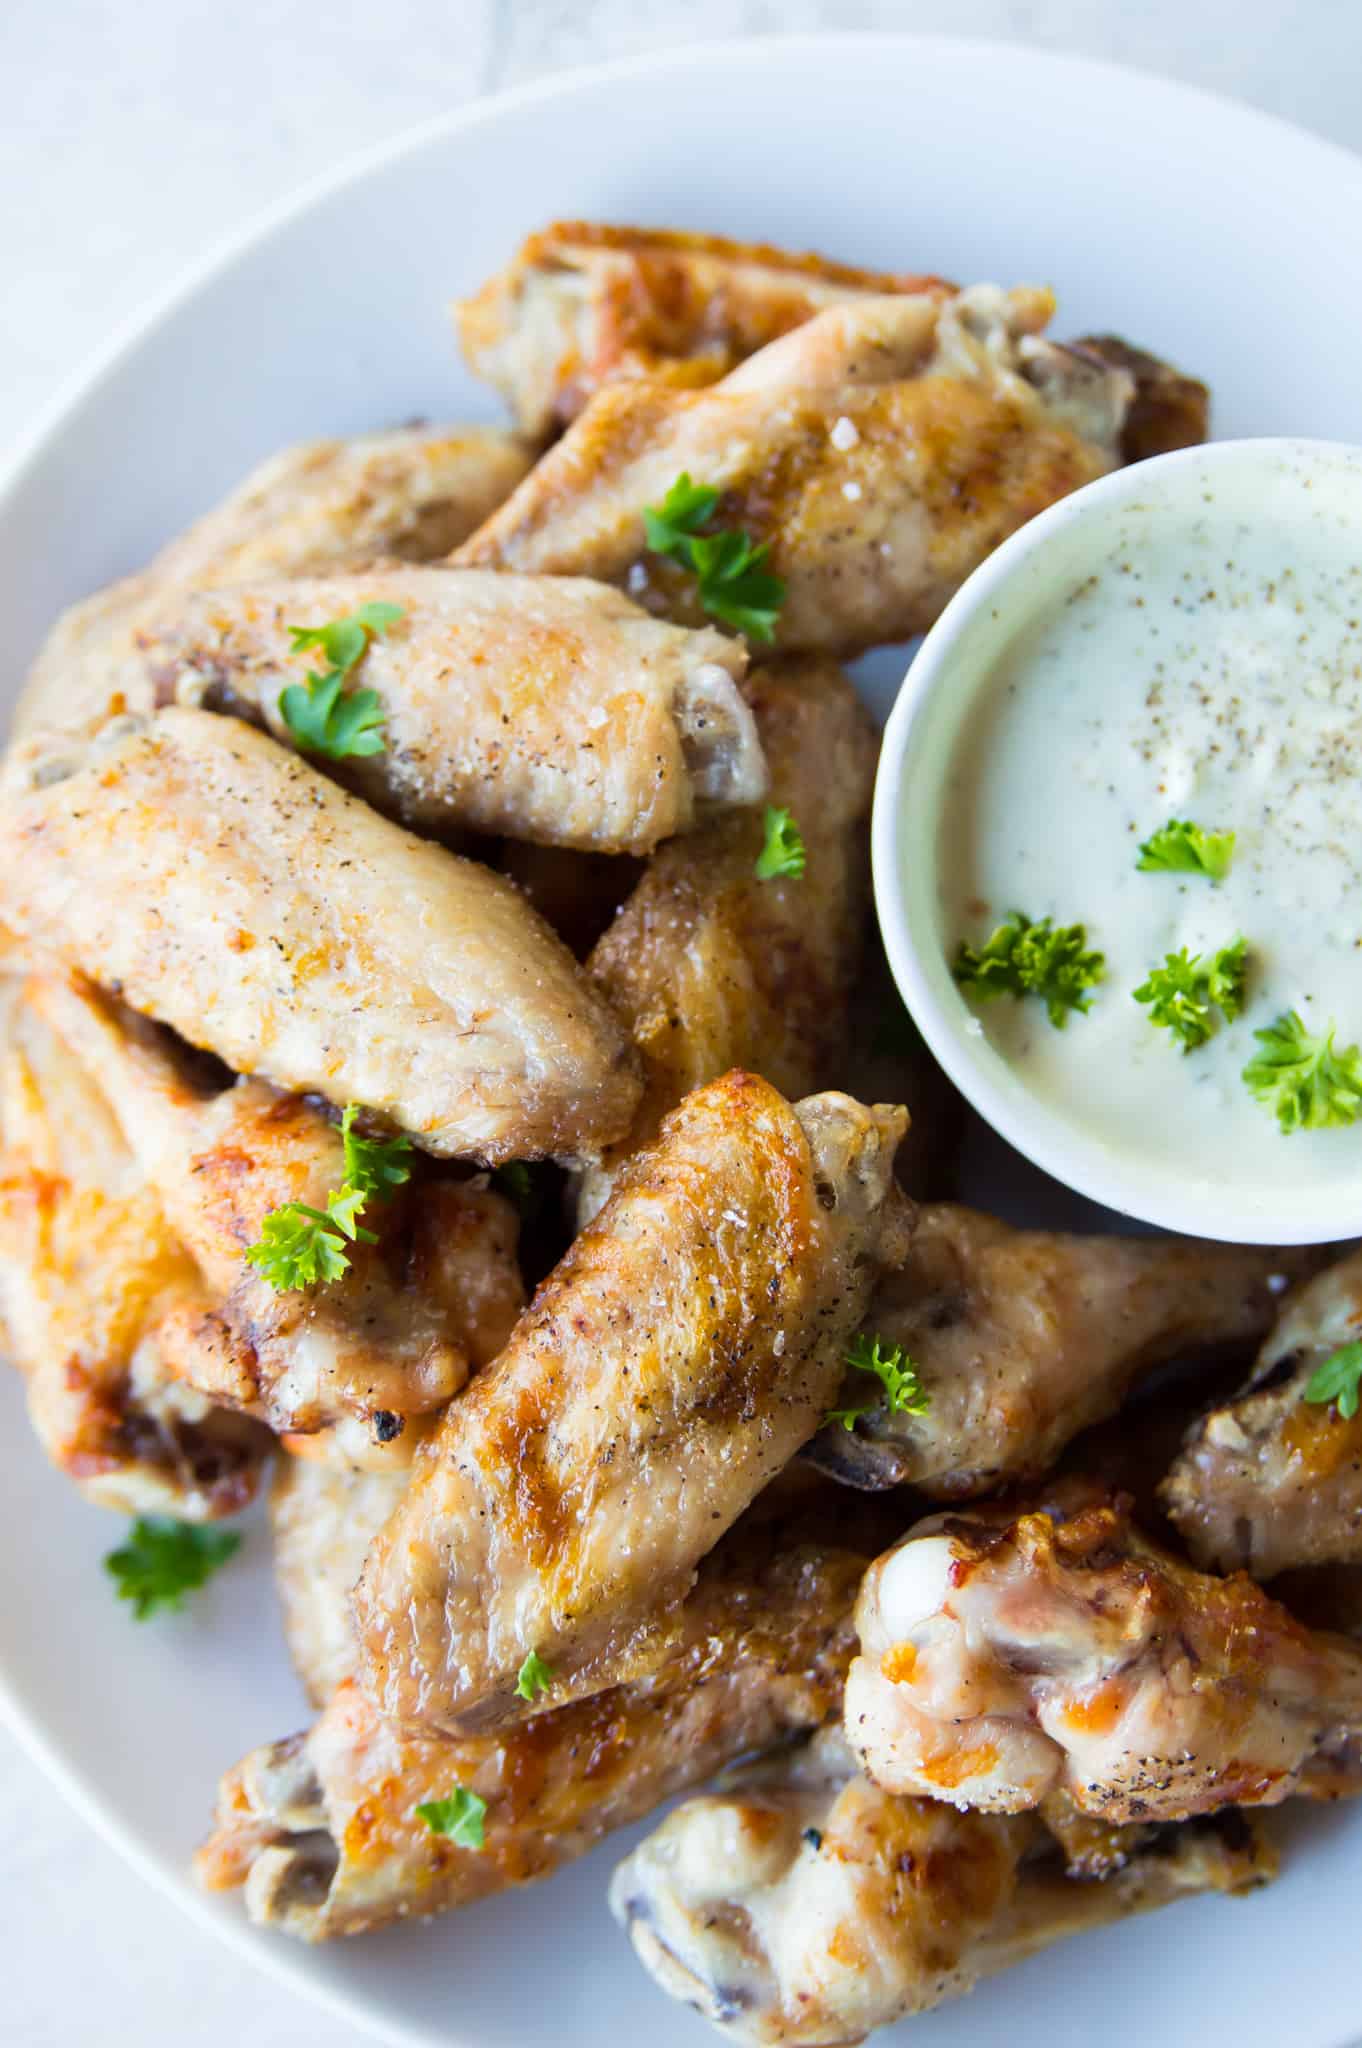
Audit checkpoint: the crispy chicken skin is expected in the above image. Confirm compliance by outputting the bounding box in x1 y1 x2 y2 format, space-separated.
806 1206 1310 1493
270 1457 410 1705
455 221 952 437
0 709 640 1162
610 1730 1273 2047
1164 1248 1362 1577
197 1487 894 1939
845 1487 1362 1824
116 568 763 853
355 1074 911 1733
456 285 1169 655
578 658 876 1219
0 979 266 1516
12 424 532 744
35 976 524 1456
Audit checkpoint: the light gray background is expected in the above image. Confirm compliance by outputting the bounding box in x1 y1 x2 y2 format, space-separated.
1 3 1358 2044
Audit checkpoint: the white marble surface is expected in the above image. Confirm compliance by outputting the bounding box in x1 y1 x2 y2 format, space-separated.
1 4 1359 2044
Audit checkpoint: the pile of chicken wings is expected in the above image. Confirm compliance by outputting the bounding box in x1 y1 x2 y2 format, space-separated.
4 221 1357 2045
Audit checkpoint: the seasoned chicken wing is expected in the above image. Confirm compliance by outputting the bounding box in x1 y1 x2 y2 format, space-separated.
0 978 266 1516
112 568 762 853
12 423 532 743
270 1456 410 1705
455 220 951 436
35 976 524 1455
0 709 640 1162
611 1729 1272 2047
1164 1248 1362 1577
806 1206 1309 1493
355 1073 911 1733
845 1487 1362 1823
457 286 1202 655
578 658 876 1219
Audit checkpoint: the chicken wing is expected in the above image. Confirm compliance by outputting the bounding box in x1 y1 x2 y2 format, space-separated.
610 1729 1272 2047
12 423 532 743
845 1487 1362 1824
270 1456 410 1705
806 1206 1310 1493
107 568 762 853
577 657 876 1219
355 1073 911 1733
1164 1248 1362 1577
0 708 640 1162
456 285 1202 655
455 220 952 437
0 978 266 1516
35 975 524 1455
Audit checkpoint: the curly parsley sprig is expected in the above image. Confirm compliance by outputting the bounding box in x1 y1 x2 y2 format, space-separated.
1242 1011 1362 1133
1304 1341 1362 1421
754 806 805 881
953 911 1104 1029
1133 937 1248 1052
280 600 403 761
643 473 786 642
245 1108 413 1293
105 1518 241 1619
414 1787 487 1849
1136 817 1236 880
825 1334 929 1433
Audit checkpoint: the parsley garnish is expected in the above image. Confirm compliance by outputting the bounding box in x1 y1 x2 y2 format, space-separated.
280 601 403 762
754 806 805 881
1133 937 1247 1052
1136 818 1236 880
341 1104 412 1200
515 1651 554 1702
642 473 786 642
825 1334 929 1432
105 1517 241 1619
415 1787 487 1849
1243 1011 1362 1133
245 1102 410 1292
1304 1341 1362 1421
953 912 1105 1028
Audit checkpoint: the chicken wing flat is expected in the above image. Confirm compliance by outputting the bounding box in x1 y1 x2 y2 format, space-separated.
845 1487 1362 1824
355 1073 911 1733
0 978 266 1516
270 1456 410 1705
113 568 762 853
0 709 640 1162
197 1484 893 1939
12 424 532 744
36 975 524 1455
457 285 1204 655
455 220 952 437
578 658 876 1219
1164 1248 1362 1577
610 1729 1272 2047
807 1206 1311 1493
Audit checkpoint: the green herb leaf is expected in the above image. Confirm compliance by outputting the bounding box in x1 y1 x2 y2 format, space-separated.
514 1650 554 1702
286 601 404 666
1136 818 1236 880
415 1787 487 1849
824 1403 874 1431
340 1104 413 1202
280 602 403 761
642 472 786 643
1133 937 1248 1052
953 911 1105 1028
1243 1010 1362 1133
826 1334 929 1432
105 1517 241 1619
1304 1341 1362 1421
244 1201 354 1290
754 806 806 881
642 473 720 552
325 1183 378 1245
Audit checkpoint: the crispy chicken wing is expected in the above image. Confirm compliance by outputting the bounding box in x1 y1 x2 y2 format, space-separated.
112 568 762 853
1164 1248 1362 1577
807 1206 1310 1493
0 709 640 1162
0 979 266 1516
610 1728 1272 2046
845 1487 1362 1824
577 658 876 1219
456 286 1201 655
270 1457 410 1705
355 1073 911 1733
455 221 951 437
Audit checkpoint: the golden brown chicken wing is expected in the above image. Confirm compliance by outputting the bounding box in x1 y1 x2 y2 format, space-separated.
269 1456 410 1705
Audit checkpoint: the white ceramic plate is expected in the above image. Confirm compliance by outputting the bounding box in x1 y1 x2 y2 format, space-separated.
4 34 1362 2048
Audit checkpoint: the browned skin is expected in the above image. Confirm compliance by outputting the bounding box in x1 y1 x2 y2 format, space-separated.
845 1487 1362 1825
1070 336 1211 462
455 218 953 436
578 658 876 1217
455 286 1183 656
0 977 267 1517
807 1205 1312 1493
269 1457 411 1706
1164 1248 1362 1578
355 1074 911 1734
197 1485 905 1940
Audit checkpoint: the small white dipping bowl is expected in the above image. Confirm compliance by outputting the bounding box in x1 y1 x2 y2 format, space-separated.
872 436 1362 1245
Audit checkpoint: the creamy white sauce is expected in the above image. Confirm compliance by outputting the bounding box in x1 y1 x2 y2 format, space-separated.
937 485 1362 1199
